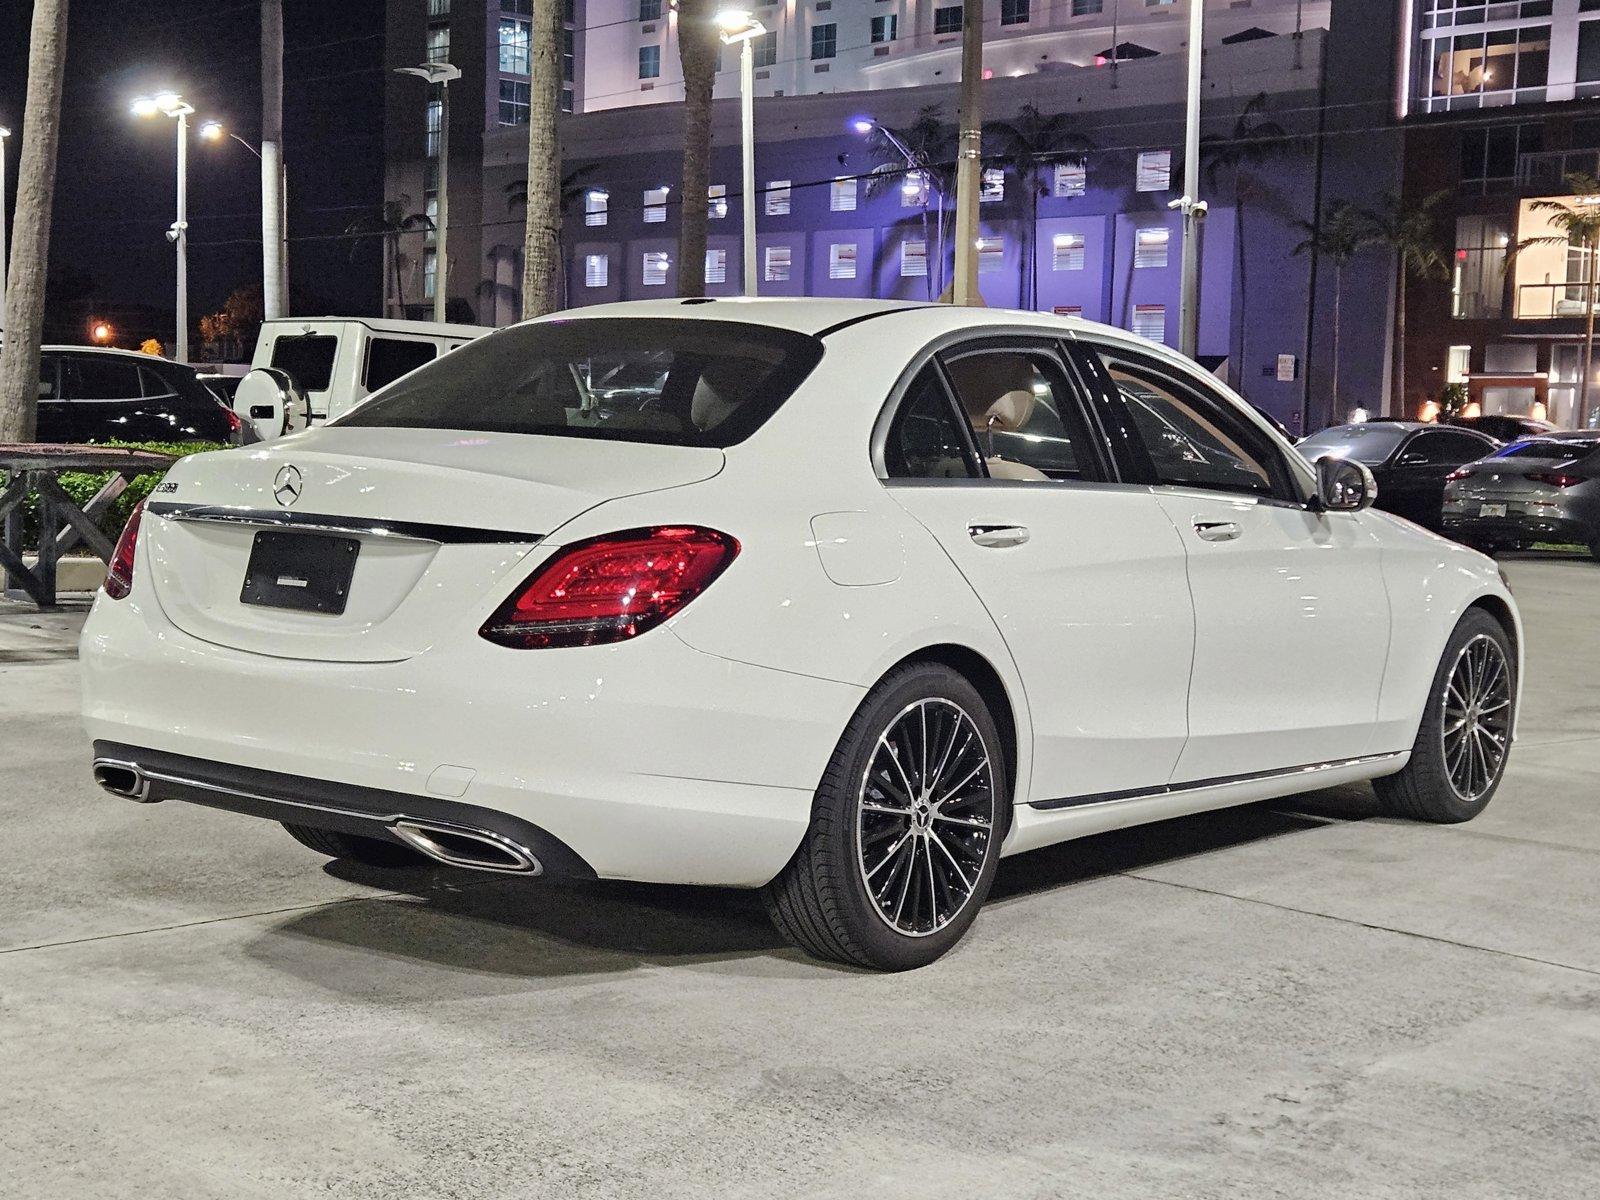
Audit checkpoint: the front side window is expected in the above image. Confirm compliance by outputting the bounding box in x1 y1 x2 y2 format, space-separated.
268 335 338 392
1096 348 1284 497
884 365 977 480
1298 423 1409 466
1402 430 1495 465
337 319 824 448
943 349 1097 482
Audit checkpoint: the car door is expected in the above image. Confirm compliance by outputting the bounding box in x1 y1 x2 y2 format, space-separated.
880 337 1195 803
1384 429 1498 531
1072 336 1391 781
63 353 147 442
34 354 70 442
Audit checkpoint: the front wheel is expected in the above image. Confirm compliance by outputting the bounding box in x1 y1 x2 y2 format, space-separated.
763 663 1007 971
1374 609 1515 823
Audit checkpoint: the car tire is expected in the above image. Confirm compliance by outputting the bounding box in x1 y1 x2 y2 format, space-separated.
1374 609 1516 824
281 822 428 868
762 662 1008 971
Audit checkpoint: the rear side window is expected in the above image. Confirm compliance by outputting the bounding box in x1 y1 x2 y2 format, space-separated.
365 338 437 391
338 318 824 448
1403 431 1493 464
139 366 177 399
885 365 978 480
69 356 142 401
1496 437 1600 461
270 334 338 392
943 349 1099 482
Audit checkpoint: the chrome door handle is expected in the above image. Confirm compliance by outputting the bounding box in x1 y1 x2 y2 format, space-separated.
969 524 1030 548
1193 521 1241 543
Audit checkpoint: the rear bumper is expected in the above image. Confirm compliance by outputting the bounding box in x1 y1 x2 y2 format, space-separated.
80 590 864 886
1442 512 1593 546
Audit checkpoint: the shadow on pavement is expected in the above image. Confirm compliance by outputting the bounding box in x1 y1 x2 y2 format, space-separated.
254 783 1379 988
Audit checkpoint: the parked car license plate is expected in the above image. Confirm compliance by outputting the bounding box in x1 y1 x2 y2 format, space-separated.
240 531 360 614
1479 503 1508 518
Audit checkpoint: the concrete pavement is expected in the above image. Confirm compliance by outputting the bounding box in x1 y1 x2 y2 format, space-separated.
3 555 1599 1199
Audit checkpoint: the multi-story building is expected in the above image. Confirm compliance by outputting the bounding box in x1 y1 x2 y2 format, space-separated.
1404 0 1600 427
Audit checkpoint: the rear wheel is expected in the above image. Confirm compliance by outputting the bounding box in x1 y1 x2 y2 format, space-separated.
281 822 427 868
1374 609 1515 823
763 663 1007 971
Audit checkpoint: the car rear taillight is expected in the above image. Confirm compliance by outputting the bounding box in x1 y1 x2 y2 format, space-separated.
222 404 242 435
1525 470 1582 488
480 525 739 649
1446 468 1473 482
103 501 145 600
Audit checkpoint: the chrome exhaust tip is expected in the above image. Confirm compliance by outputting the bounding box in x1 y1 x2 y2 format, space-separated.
390 819 542 875
92 759 155 803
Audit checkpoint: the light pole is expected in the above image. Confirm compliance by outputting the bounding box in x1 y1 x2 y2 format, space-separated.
395 62 462 323
1174 0 1208 358
0 124 10 321
854 117 945 299
201 120 290 316
716 10 766 298
132 92 195 362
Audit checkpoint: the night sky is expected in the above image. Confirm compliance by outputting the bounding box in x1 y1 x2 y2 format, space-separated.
0 0 386 346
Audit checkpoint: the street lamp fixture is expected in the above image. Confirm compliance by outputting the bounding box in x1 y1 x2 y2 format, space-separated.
852 115 944 298
394 61 462 322
716 10 766 297
131 91 196 362
90 320 114 345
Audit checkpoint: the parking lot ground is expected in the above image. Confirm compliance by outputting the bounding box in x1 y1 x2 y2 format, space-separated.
3 555 1599 1200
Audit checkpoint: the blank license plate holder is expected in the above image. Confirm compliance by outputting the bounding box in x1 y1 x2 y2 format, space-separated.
240 531 360 615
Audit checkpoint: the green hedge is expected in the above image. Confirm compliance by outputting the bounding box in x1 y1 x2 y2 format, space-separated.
16 439 227 552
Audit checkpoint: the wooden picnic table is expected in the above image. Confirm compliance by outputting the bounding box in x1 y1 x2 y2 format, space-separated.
0 445 177 607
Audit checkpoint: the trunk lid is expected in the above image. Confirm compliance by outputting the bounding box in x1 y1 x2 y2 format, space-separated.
142 427 723 662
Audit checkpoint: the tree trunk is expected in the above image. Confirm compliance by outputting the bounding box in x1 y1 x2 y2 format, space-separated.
391 235 406 316
0 0 70 444
1332 261 1343 420
676 0 717 297
521 0 563 319
1395 258 1408 419
260 0 287 319
1234 191 1249 397
1582 235 1598 427
1027 177 1038 311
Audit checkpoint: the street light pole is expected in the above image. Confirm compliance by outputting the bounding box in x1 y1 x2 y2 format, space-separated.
132 93 195 362
854 117 945 299
951 0 984 306
1175 0 1208 359
201 121 291 321
396 63 462 324
717 11 767 298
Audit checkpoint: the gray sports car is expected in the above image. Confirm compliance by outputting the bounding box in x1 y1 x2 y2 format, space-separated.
1442 432 1600 559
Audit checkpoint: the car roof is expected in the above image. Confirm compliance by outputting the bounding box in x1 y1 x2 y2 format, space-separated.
1310 421 1429 434
261 316 491 337
41 345 190 369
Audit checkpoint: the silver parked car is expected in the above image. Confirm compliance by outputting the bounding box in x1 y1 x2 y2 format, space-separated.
1442 432 1600 559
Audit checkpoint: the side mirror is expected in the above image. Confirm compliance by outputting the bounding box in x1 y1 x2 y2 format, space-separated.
232 367 310 442
1316 455 1378 512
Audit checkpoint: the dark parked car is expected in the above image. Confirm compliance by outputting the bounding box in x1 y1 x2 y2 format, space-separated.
1443 432 1600 558
1448 413 1558 443
1297 421 1500 532
36 347 238 443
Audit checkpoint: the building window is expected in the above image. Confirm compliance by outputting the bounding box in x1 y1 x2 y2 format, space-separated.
496 81 528 126
499 17 530 74
705 248 728 285
1054 161 1086 197
811 23 837 59
640 0 662 19
561 86 574 113
901 171 928 207
584 190 608 227
639 44 661 78
423 248 438 300
1455 215 1509 319
1428 25 1551 99
1071 0 1103 13
765 180 791 216
829 242 858 280
981 167 1005 203
428 0 450 15
1136 150 1172 192
934 5 962 34
1001 0 1030 25
425 97 442 156
977 237 1004 274
753 30 777 67
584 254 609 288
426 22 450 64
1052 232 1086 271
871 14 898 42
1460 123 1542 194
901 240 928 278
424 193 438 246
1446 345 1471 384
642 251 670 286
709 184 727 219
1134 226 1170 268
1132 304 1166 341
643 186 669 223
562 26 575 83
830 177 857 212
765 244 792 282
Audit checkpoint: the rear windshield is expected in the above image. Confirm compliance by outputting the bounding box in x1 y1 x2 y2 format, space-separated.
337 318 824 447
270 334 338 392
1494 437 1600 461
1297 423 1409 465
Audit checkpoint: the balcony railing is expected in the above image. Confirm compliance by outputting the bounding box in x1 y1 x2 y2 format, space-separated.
1516 149 1600 192
1517 281 1600 320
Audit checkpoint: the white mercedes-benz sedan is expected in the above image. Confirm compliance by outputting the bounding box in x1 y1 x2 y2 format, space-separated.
82 299 1522 970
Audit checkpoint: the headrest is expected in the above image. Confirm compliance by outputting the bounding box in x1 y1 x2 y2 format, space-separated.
946 354 1037 433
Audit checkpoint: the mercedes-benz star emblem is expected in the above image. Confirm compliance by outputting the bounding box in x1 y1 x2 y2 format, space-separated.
273 465 304 508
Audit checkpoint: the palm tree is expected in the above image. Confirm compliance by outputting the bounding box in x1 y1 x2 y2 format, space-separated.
1201 93 1291 397
1362 190 1451 419
505 164 598 309
1515 173 1600 426
521 0 563 318
676 0 719 297
344 198 433 318
1293 201 1372 419
0 0 70 443
985 104 1090 311
859 106 957 299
